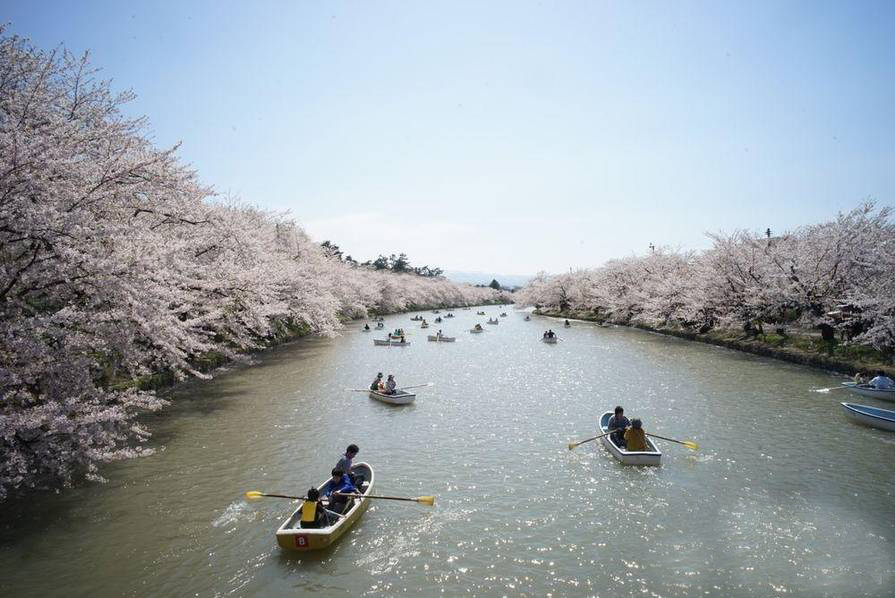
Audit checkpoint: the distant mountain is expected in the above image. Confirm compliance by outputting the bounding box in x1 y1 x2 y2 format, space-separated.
443 270 532 288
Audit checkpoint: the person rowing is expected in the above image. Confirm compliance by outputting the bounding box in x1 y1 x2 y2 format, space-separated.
364 323 370 331
385 374 397 395
369 372 383 391
322 467 358 514
607 405 630 448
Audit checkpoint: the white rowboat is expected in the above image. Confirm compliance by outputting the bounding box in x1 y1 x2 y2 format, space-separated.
369 390 416 405
427 335 456 342
276 462 374 551
542 337 558 344
841 402 895 432
469 328 484 333
841 382 895 402
598 412 662 466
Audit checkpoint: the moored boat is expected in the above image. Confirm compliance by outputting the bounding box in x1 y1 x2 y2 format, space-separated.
598 412 662 466
427 335 456 342
369 389 416 404
841 382 895 402
276 462 374 551
841 402 895 431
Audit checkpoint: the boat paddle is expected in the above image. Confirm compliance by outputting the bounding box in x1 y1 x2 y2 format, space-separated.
346 382 434 392
336 492 435 506
244 491 346 516
647 434 699 450
813 384 852 393
567 430 613 450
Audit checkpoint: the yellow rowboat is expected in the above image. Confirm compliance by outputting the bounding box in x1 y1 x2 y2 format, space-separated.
276 462 374 551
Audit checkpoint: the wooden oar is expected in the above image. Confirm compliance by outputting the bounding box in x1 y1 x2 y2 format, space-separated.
244 491 346 516
246 491 303 500
647 434 699 450
568 430 613 450
813 384 852 393
399 382 434 391
336 492 435 506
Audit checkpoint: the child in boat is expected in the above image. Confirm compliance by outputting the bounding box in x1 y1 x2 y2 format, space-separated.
323 468 358 514
624 419 648 451
607 406 630 448
299 487 330 529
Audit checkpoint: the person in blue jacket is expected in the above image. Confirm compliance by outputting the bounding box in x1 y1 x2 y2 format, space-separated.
322 467 357 514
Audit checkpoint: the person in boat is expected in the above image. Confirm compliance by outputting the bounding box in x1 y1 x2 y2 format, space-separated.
870 371 894 389
564 319 570 326
624 419 648 451
547 329 555 339
322 467 358 514
370 372 383 391
364 323 370 331
299 487 333 529
854 370 869 385
437 329 443 337
336 444 362 486
607 405 630 448
385 374 398 394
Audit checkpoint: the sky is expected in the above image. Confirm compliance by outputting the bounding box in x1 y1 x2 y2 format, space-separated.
6 1 895 274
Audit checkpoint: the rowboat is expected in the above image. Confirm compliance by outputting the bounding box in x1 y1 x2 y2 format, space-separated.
445 313 454 318
375 323 384 329
524 316 531 321
841 382 895 402
390 340 411 346
373 339 391 346
476 311 486 315
487 319 498 325
276 462 374 551
469 328 484 333
428 335 456 342
432 310 441 314
369 389 416 404
389 333 405 339
500 313 507 317
564 323 571 328
420 323 429 328
598 412 662 466
542 336 558 344
410 316 423 321
362 328 370 332
841 402 895 432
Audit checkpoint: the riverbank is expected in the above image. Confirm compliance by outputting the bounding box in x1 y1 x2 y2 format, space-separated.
536 309 895 378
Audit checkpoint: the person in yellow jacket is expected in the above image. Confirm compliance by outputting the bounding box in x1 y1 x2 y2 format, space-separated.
299 487 331 529
624 419 648 451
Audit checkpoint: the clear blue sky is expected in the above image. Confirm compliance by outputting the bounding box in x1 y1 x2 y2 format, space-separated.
7 1 895 274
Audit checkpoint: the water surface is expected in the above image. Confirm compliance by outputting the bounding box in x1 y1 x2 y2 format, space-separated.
2 309 894 597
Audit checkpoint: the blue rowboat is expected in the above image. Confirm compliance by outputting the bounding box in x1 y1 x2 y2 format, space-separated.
840 402 895 432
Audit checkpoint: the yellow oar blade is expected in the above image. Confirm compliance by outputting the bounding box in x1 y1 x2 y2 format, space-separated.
245 491 264 500
416 496 436 506
567 442 577 450
682 441 699 451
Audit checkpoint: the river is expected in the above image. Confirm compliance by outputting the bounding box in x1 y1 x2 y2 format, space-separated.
2 308 894 597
